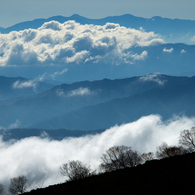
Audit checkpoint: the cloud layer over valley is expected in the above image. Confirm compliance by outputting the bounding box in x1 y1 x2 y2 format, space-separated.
0 115 194 190
0 21 164 67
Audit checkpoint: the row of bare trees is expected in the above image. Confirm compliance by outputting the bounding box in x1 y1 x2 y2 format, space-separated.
60 127 195 181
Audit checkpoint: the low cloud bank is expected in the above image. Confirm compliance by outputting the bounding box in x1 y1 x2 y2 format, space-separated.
0 114 194 190
0 21 164 67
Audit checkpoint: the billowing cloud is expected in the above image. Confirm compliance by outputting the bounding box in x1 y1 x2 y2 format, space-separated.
0 114 194 191
0 21 164 67
163 47 174 53
139 74 166 85
128 50 148 62
12 80 38 91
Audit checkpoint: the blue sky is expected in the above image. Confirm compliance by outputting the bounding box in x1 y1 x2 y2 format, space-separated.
1 0 195 28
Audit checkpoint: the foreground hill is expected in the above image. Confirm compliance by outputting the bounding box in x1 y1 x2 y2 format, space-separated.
23 152 195 194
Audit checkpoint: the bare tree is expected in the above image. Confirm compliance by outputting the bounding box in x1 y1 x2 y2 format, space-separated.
141 152 154 161
179 127 195 151
60 160 94 181
99 145 142 172
0 184 5 195
9 175 27 195
156 142 188 159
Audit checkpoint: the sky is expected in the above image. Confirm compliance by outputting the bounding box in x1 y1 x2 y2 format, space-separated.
1 0 195 28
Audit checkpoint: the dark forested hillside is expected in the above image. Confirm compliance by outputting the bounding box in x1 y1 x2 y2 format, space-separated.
23 152 195 195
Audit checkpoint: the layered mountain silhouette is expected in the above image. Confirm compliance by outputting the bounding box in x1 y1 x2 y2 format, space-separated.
33 75 195 130
0 74 195 130
0 75 160 128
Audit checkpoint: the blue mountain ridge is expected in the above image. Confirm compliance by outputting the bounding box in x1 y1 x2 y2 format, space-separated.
1 14 195 44
0 74 195 131
32 74 195 130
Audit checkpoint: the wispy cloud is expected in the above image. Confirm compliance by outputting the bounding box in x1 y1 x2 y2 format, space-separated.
191 36 195 42
68 87 94 97
163 48 174 53
50 68 68 79
12 80 38 91
180 49 186 53
8 119 21 129
56 87 95 97
139 74 166 85
56 89 65 97
0 115 194 189
0 21 164 67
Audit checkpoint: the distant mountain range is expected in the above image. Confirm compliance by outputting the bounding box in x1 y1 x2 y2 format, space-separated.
33 75 195 130
0 74 195 131
0 75 160 128
1 14 195 44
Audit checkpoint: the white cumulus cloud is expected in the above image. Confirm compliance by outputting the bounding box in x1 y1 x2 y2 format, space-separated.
0 21 164 67
0 114 194 190
163 47 174 53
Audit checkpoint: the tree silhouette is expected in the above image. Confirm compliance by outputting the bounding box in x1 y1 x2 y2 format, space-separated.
156 142 188 159
0 184 5 195
179 127 195 151
9 175 28 195
100 145 142 172
60 160 94 181
141 152 154 161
